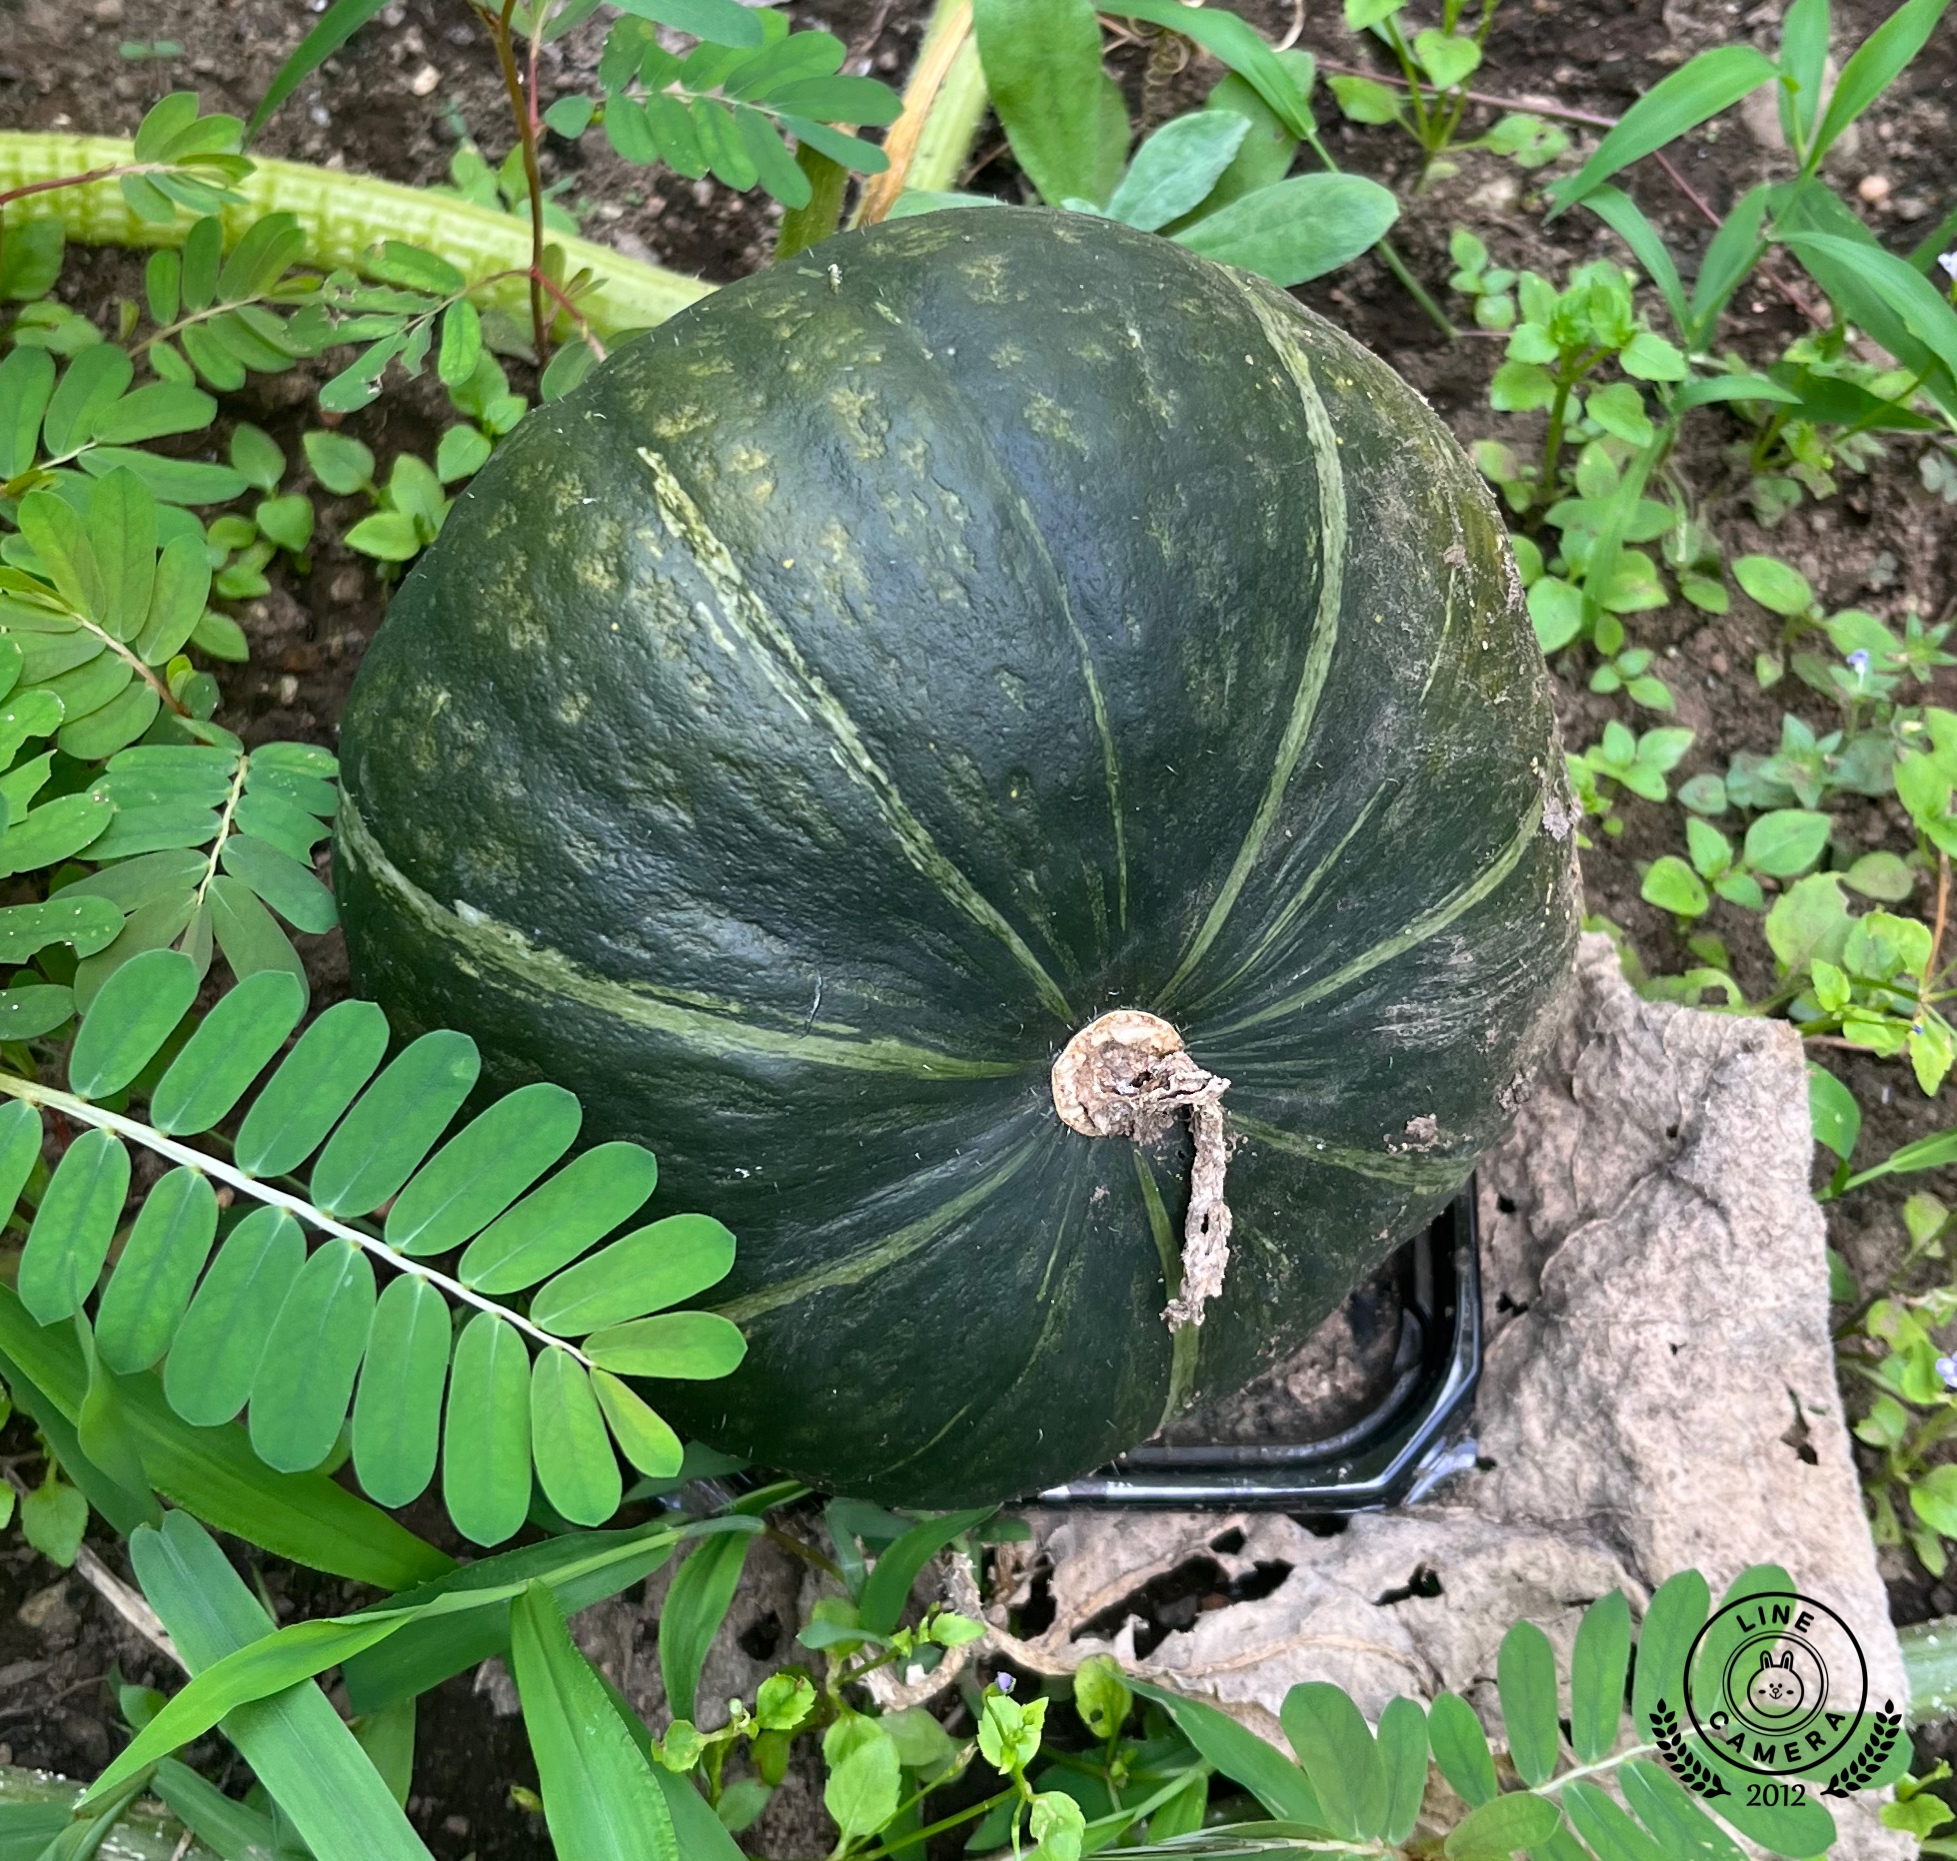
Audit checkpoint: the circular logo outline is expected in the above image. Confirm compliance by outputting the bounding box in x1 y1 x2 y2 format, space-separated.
1683 1592 1867 1778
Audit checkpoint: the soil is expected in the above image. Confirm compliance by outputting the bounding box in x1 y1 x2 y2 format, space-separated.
1 0 1956 1850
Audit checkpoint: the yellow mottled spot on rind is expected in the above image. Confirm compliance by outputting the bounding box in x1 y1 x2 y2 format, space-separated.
1023 395 1088 456
828 385 888 461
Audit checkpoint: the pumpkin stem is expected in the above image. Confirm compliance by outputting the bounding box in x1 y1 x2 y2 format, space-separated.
1050 1010 1233 1331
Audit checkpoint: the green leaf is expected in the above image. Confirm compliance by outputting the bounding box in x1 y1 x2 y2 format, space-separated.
1117 0 1316 137
434 425 492 483
1414 27 1480 89
591 1371 683 1477
531 1348 623 1527
1174 172 1397 286
136 534 214 662
511 1581 679 1861
1129 1681 1325 1825
1743 809 1832 878
92 382 219 448
1734 554 1814 617
216 832 336 933
352 1274 451 1507
232 997 390 1177
660 1529 753 1722
310 1029 480 1218
1428 1691 1497 1807
19 1472 88 1566
1377 1697 1428 1845
0 347 56 478
86 467 157 642
248 0 394 139
229 422 285 493
249 1239 376 1472
95 1167 219 1374
0 983 74 1040
1569 1590 1631 1762
1329 73 1404 123
1107 111 1252 232
610 0 765 45
1564 1778 1665 1861
437 300 483 390
1812 0 1951 159
208 875 307 998
531 1212 735 1335
1496 1620 1560 1785
584 1310 748 1378
1448 1791 1561 1858
1641 856 1709 917
732 108 814 210
164 1207 307 1425
1632 1569 1710 1731
344 510 422 562
1281 1681 1385 1839
825 1718 902 1843
973 0 1126 207
18 1126 129 1324
151 969 306 1135
459 1140 659 1293
443 1312 532 1546
128 1512 437 1861
860 1507 994 1636
384 1081 581 1257
1618 1758 1746 1861
1807 1065 1861 1163
303 429 375 495
0 896 123 966
1780 230 1957 387
42 343 134 459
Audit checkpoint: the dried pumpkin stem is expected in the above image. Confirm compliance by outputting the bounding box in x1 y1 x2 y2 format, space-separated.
1051 1009 1233 1331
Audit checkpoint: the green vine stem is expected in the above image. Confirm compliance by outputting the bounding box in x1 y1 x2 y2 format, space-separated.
0 132 709 340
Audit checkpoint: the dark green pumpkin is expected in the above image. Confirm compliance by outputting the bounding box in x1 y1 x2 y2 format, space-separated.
335 209 1579 1506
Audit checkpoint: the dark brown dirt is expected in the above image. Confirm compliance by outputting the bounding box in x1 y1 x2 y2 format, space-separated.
3 0 1957 1846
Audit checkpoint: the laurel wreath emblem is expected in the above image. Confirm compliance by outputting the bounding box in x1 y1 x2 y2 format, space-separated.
1822 1703 1901 1798
1650 1700 1731 1798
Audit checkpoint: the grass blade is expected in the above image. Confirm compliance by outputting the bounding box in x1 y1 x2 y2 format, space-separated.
129 1511 436 1861
660 1529 753 1722
1129 1681 1324 1826
859 1507 994 1637
510 1581 679 1861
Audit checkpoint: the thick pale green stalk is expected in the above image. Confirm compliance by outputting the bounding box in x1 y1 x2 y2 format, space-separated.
1902 1614 1957 1725
0 133 712 338
907 30 989 194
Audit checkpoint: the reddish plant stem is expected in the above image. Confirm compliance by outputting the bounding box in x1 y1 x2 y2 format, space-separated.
482 0 550 363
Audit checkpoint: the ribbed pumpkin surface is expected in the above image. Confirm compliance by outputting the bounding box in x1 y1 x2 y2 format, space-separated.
335 209 1579 1505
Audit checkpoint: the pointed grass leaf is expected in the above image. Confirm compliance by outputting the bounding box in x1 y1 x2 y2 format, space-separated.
219 833 338 933
0 1098 43 1225
1129 1680 1326 1825
591 1370 682 1477
310 1029 479 1218
530 1213 735 1335
1446 1789 1562 1859
660 1529 753 1723
153 1757 280 1859
1618 1759 1746 1861
1497 1619 1561 1785
127 1511 436 1861
66 946 199 1099
443 1312 531 1546
1563 1778 1666 1861
248 0 395 139
859 1506 995 1637
1280 1682 1385 1838
384 1081 581 1257
150 969 306 1135
249 1238 377 1472
584 1310 747 1378
19 1127 129 1324
95 1166 218 1373
459 1140 660 1293
164 1207 306 1425
351 1274 451 1507
1377 1697 1428 1845
1570 1590 1632 1762
1813 0 1953 160
1632 1570 1709 1731
510 1582 679 1861
1429 1691 1498 1807
232 997 389 1178
1548 46 1776 211
532 1348 623 1527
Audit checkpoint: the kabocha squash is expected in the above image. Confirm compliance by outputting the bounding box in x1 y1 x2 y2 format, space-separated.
335 209 1579 1506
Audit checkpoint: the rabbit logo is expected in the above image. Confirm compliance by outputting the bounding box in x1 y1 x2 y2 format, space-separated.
1745 1650 1805 1717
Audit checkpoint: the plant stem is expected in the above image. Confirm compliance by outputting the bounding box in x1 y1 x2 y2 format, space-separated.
855 0 980 226
482 0 551 362
0 1072 595 1368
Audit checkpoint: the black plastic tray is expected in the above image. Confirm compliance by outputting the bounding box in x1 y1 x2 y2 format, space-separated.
1031 1186 1482 1511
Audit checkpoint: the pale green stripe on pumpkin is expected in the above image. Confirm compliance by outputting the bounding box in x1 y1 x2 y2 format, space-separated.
1212 795 1546 1037
636 444 1075 1025
1159 287 1347 1009
337 796 1021 1079
1061 596 1128 938
713 1139 1041 1324
1135 1151 1200 1428
1229 1113 1471 1192
0 133 711 339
